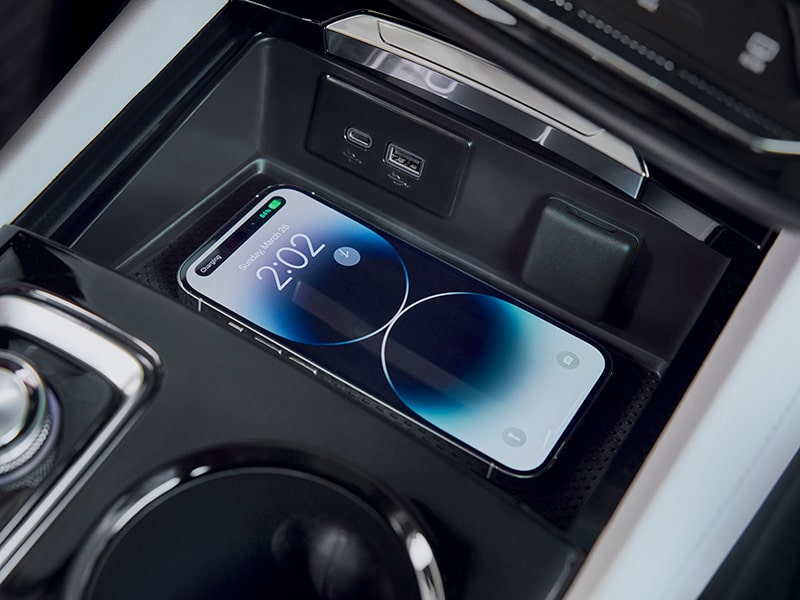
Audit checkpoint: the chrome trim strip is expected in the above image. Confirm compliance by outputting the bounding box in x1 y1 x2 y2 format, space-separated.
0 295 146 396
325 14 648 198
0 290 160 582
389 510 446 600
490 0 800 156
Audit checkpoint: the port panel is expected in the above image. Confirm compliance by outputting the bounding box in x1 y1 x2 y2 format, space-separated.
307 75 471 217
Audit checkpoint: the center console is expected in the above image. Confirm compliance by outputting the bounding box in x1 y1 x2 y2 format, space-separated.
0 1 775 598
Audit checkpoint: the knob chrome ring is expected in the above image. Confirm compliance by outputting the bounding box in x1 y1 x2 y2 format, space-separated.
0 351 55 476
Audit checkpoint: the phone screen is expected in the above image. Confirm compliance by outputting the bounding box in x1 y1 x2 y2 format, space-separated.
179 187 608 477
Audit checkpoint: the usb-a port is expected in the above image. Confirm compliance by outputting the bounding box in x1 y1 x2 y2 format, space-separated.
385 143 424 178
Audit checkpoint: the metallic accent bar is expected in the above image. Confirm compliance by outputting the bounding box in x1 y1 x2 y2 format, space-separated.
326 14 648 198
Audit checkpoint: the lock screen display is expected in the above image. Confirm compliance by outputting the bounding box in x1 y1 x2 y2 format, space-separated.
181 187 608 475
186 191 408 345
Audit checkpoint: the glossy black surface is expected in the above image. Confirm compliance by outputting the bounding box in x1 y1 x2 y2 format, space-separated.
0 228 580 599
75 466 424 599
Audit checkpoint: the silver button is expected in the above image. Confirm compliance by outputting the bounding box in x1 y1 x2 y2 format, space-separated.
0 367 30 447
502 427 527 447
0 351 51 475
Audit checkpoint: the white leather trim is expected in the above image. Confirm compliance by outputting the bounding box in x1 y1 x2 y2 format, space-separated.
566 228 800 599
0 0 228 225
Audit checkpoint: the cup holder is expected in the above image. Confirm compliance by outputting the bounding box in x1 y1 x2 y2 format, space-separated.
64 447 445 600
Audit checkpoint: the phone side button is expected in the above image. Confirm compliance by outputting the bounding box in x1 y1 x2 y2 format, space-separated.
288 355 318 376
253 336 282 355
227 321 244 333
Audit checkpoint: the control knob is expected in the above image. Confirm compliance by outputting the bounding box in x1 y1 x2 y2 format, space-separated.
0 351 59 486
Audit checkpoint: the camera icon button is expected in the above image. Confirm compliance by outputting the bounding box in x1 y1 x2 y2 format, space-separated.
502 427 527 447
556 351 580 370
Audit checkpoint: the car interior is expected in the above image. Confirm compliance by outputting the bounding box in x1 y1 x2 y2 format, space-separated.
0 1 797 598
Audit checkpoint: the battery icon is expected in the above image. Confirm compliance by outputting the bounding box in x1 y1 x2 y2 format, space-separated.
258 197 285 220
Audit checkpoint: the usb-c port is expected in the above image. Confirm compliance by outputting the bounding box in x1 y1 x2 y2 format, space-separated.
345 127 372 149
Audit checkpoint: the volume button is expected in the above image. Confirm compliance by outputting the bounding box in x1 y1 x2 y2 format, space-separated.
253 336 282 355
287 355 318 375
227 321 244 333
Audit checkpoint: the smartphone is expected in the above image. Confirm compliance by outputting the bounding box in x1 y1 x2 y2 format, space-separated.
179 186 609 478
